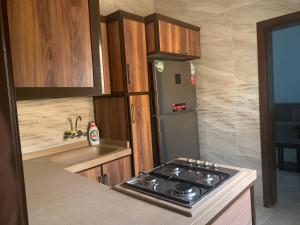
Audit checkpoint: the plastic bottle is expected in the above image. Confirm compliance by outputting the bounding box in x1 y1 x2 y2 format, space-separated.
88 121 100 146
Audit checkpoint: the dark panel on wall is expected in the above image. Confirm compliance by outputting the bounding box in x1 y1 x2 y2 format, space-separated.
0 0 28 224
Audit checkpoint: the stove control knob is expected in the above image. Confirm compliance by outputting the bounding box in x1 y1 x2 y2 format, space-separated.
204 161 210 167
212 163 219 169
188 159 194 164
196 160 202 166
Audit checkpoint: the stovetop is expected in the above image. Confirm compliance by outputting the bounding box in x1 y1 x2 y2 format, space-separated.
121 159 239 208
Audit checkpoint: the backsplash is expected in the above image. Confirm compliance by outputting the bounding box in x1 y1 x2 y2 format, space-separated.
17 98 94 154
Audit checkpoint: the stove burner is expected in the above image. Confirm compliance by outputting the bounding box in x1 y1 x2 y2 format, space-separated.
172 183 199 199
194 173 220 186
164 165 181 175
138 175 158 186
174 183 193 195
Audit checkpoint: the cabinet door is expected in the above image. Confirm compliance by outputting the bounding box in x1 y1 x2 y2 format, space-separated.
8 0 94 88
129 95 153 175
100 19 111 94
102 156 132 187
123 19 149 93
158 20 187 55
187 29 201 57
78 166 102 183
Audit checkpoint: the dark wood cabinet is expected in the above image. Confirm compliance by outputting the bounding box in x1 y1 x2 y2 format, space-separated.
106 11 149 93
145 13 201 60
102 156 132 186
7 0 103 99
129 95 153 175
100 16 111 95
94 95 153 176
78 156 132 186
78 166 102 183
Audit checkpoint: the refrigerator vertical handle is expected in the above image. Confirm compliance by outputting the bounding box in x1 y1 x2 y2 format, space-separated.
126 64 132 85
130 103 135 123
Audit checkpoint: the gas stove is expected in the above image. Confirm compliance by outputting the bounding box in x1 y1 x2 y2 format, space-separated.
121 159 239 208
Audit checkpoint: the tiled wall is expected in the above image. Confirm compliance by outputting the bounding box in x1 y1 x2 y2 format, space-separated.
17 98 95 154
17 0 155 154
154 0 300 205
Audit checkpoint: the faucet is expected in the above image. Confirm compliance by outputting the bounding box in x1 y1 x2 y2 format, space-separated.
75 116 82 133
64 116 87 139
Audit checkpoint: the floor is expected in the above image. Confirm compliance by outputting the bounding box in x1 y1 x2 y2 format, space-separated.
257 170 300 225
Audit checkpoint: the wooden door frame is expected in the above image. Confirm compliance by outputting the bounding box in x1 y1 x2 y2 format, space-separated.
257 11 300 207
0 0 28 224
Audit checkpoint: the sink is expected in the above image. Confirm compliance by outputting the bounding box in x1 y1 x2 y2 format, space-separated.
50 145 119 165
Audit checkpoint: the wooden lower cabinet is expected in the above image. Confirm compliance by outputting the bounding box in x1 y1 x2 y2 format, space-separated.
78 166 102 183
129 95 154 176
94 94 154 176
78 156 132 186
102 156 132 187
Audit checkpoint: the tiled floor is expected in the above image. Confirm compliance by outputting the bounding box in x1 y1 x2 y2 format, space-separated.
257 170 300 225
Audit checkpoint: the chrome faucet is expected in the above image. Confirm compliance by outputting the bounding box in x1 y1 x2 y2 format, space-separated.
64 116 87 139
75 116 82 133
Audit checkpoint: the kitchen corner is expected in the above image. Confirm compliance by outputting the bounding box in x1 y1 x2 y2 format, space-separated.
23 152 256 225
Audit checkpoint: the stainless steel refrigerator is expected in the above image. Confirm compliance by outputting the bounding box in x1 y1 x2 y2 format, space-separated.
150 60 200 163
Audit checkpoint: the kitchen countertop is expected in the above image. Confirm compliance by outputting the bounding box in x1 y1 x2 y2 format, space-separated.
23 146 257 225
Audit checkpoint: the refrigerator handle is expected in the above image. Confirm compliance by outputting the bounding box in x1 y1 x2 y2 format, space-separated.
130 103 135 123
126 64 132 85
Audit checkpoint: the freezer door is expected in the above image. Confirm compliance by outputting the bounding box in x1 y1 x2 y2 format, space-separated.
157 111 200 163
153 61 196 115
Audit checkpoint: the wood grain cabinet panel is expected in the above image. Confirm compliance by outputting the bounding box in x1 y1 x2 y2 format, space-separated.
94 96 129 141
123 19 149 93
100 18 111 95
8 0 94 88
106 20 124 93
106 11 148 94
145 13 201 60
102 156 132 187
129 95 153 175
78 166 102 183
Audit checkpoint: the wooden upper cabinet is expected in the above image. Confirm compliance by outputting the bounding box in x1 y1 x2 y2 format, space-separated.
123 19 149 93
100 16 111 95
145 14 201 60
7 0 103 98
129 95 153 175
106 11 149 94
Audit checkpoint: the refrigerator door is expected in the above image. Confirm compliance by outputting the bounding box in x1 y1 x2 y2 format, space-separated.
153 61 196 115
157 111 200 162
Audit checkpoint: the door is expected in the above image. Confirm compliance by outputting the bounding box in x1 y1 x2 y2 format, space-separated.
123 19 149 93
157 111 200 162
101 156 132 186
153 61 196 115
129 95 154 175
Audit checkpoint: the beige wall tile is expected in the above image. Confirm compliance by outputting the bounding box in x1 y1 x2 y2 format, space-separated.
17 98 95 154
100 0 154 16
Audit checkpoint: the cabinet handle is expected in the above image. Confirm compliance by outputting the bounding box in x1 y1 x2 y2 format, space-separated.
103 174 108 185
126 64 132 85
130 104 135 124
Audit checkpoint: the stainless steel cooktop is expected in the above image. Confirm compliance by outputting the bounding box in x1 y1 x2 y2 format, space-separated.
121 159 239 208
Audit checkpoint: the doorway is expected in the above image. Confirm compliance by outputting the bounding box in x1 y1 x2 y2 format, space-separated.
258 11 300 208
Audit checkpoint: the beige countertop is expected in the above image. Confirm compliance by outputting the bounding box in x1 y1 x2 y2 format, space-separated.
23 144 257 225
